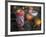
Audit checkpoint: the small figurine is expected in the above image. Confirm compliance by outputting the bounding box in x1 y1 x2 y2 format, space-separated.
33 17 41 30
28 7 33 15
24 14 33 31
16 8 25 31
